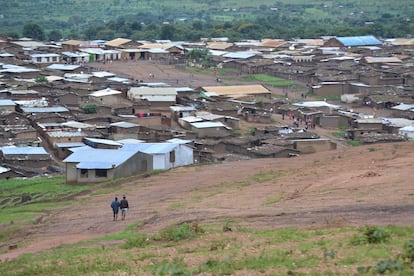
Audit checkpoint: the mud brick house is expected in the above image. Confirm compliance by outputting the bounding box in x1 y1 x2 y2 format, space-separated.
55 142 85 160
0 165 23 179
18 106 71 123
80 48 121 62
64 146 142 184
170 106 196 122
291 138 337 153
247 144 300 158
105 38 143 50
190 121 231 138
0 146 52 169
127 87 177 108
319 115 351 129
323 36 383 48
391 103 414 119
89 88 124 106
61 40 86 52
63 141 193 184
45 130 86 148
310 82 351 96
83 137 123 149
0 99 16 113
0 64 41 79
199 84 271 100
29 53 60 64
109 121 141 140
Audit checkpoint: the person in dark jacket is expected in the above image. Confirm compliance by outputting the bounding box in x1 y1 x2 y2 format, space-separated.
120 195 129 220
110 197 121 221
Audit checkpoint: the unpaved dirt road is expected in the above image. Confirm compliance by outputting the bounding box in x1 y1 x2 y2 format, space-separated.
1 61 412 261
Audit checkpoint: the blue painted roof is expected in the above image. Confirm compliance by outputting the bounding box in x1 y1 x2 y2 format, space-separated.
63 148 138 168
121 143 178 154
76 162 115 169
1 146 48 155
336 36 382 47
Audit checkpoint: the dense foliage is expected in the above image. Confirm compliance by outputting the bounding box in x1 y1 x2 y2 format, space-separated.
1 0 413 41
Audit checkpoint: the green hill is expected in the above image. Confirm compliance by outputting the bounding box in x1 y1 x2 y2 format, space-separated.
1 0 413 40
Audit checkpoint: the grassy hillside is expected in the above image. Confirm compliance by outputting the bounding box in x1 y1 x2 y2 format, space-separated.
1 177 414 274
1 0 413 39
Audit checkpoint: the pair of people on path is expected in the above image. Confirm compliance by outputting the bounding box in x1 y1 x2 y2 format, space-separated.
110 195 129 221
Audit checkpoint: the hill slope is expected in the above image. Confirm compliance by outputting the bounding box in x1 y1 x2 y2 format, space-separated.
1 141 413 261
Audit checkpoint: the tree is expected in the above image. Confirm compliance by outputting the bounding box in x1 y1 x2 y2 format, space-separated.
160 24 175 40
22 23 45 41
48 30 62 42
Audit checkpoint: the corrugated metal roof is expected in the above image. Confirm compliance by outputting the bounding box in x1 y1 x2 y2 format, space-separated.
122 143 177 154
30 53 60 58
48 131 85 138
61 51 89 57
61 121 94 129
336 36 382 47
110 121 139 128
191 121 226 128
90 88 122 97
222 51 258 59
61 40 85 46
64 148 138 168
0 166 11 174
107 77 131 84
0 99 16 106
55 142 85 148
363 56 402 63
84 137 123 146
0 64 40 73
46 64 80 71
105 38 132 47
21 106 69 113
166 138 193 144
76 162 115 169
201 85 270 96
92 71 115 78
293 101 341 109
117 138 145 144
170 106 196 112
391 103 414 111
1 146 48 155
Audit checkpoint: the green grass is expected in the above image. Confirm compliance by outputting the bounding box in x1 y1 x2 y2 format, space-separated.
2 224 412 275
242 74 296 87
250 170 287 183
347 140 363 146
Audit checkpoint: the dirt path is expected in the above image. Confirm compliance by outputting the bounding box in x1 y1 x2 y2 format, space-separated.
1 141 413 261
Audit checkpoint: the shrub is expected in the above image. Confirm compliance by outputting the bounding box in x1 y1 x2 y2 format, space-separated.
402 240 414 263
149 260 191 276
81 103 97 114
363 226 391 244
35 75 48 83
358 259 403 274
122 234 149 249
351 226 391 245
156 222 203 241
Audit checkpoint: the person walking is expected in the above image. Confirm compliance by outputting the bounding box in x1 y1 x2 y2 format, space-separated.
110 197 121 221
120 195 129 220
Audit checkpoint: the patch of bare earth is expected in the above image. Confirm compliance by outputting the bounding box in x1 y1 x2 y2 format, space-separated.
1 141 413 261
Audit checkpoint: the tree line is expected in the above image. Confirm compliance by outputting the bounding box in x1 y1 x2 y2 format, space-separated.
21 12 413 42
